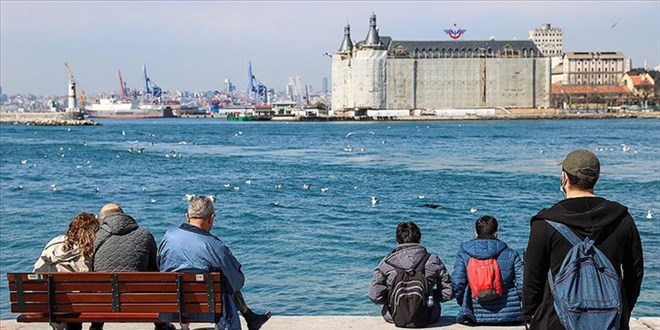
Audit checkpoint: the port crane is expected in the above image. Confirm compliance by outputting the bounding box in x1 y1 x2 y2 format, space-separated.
143 64 162 102
246 61 268 105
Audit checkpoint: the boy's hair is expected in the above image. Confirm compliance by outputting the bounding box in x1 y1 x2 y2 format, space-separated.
396 222 421 244
476 215 498 239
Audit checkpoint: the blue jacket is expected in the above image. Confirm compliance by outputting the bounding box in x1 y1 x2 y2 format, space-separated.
158 224 245 330
452 239 523 324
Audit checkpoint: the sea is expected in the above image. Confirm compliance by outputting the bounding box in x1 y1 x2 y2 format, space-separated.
0 118 658 319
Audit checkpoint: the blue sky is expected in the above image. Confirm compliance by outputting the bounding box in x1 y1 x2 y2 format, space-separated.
1 1 659 96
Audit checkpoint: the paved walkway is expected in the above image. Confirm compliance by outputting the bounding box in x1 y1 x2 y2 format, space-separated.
1 316 659 330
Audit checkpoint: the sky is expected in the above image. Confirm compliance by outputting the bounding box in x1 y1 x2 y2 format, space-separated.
1 1 659 96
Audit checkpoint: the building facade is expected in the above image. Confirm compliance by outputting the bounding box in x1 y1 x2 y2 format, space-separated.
331 14 551 112
528 24 564 57
561 52 625 85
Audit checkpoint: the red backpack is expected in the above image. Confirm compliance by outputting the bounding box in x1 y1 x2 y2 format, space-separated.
466 258 503 302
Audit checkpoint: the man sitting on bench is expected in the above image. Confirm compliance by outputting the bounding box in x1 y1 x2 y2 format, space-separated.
158 195 271 330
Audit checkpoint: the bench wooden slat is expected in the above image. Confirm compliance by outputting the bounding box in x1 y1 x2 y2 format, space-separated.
11 292 222 304
9 282 221 293
8 273 221 283
18 313 178 323
13 302 222 314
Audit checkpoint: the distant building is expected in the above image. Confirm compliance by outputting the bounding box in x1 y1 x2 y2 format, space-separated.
528 24 563 57
622 73 655 98
331 13 551 112
223 79 236 94
321 77 329 94
561 52 625 85
287 76 303 102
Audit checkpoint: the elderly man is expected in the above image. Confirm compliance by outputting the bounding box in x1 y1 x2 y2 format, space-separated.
522 149 644 329
158 195 271 330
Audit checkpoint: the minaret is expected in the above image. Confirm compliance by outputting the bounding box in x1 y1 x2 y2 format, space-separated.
338 23 353 53
364 13 380 47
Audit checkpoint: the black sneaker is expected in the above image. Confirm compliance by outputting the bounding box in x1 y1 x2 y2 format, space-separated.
154 323 176 330
247 311 272 330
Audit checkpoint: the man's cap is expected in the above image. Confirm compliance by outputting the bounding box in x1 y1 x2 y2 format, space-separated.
561 149 600 181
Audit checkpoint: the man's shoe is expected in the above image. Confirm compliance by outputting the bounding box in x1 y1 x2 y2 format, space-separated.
154 323 176 330
247 311 272 330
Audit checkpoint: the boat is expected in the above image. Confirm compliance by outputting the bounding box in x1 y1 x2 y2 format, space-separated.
227 112 255 121
85 98 173 119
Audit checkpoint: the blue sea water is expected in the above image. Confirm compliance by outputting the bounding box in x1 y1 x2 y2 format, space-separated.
0 118 658 319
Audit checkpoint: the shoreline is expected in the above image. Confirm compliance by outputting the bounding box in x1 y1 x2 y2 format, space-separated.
1 316 658 329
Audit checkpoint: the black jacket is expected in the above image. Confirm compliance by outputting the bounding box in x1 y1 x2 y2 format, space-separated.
93 213 158 272
522 197 644 330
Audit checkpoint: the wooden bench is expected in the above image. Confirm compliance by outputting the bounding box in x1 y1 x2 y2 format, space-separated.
7 272 222 324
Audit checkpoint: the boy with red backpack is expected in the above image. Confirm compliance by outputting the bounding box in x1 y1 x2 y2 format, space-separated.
451 215 524 325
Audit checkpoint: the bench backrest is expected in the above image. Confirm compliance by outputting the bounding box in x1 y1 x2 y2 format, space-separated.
7 272 222 322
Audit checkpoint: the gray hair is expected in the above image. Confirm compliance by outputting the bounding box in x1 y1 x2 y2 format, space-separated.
188 195 214 219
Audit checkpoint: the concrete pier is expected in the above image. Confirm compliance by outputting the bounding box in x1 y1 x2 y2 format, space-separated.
0 112 98 126
1 316 658 330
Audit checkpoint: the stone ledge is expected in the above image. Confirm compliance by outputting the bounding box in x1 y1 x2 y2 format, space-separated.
1 316 658 330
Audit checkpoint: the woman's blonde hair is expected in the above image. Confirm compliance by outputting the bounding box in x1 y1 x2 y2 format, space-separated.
63 212 99 259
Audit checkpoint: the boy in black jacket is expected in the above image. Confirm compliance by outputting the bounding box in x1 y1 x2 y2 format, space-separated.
522 149 644 330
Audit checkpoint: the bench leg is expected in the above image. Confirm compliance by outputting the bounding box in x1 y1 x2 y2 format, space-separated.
180 323 190 330
50 322 65 330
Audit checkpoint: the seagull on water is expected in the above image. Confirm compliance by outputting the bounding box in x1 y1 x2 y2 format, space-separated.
95 188 100 195
371 196 380 207
51 184 57 192
320 187 329 193
223 183 231 188
233 186 240 191
470 208 478 214
621 144 630 153
184 194 195 201
418 195 426 200
303 183 311 191
150 198 157 203
275 184 284 190
20 159 28 164
121 130 126 136
17 185 24 190
647 210 654 219
245 179 252 185
344 145 353 152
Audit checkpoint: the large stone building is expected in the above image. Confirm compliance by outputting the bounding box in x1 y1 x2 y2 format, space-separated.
561 52 625 85
528 24 564 57
331 14 552 112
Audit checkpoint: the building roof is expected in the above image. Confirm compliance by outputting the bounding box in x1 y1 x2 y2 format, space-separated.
388 40 540 53
552 84 631 95
629 75 654 87
564 52 624 59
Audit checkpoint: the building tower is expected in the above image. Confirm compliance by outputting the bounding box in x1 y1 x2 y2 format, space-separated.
338 23 353 53
363 13 380 48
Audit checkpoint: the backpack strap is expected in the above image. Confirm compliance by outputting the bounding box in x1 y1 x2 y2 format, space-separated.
545 220 583 246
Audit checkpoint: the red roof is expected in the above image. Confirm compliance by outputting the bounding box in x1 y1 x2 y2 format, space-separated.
629 75 653 87
552 84 632 95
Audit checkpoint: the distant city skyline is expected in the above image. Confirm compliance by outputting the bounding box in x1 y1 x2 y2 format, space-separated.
1 1 659 96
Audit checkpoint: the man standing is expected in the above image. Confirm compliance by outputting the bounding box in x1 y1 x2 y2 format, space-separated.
522 149 644 329
158 195 270 330
368 222 454 327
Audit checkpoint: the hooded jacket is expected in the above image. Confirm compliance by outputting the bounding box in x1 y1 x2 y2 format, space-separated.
522 197 644 330
93 213 158 272
368 243 454 324
33 235 91 273
452 239 523 324
158 223 245 330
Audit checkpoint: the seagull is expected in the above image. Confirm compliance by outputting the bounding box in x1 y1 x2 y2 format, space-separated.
178 141 188 145
353 186 358 190
67 128 71 132
184 194 195 201
470 208 478 214
345 132 354 138
272 201 281 207
223 183 231 188
621 144 630 153
368 131 375 135
274 184 284 190
17 185 24 190
371 196 380 207
238 131 243 135
245 179 252 185
303 183 311 191
344 145 353 152
233 186 240 191
150 198 157 203
51 184 57 192
610 22 618 29
418 195 426 200
32 164 36 168
121 130 126 136
94 188 100 195
20 159 27 164
320 187 329 193
141 186 147 192
76 165 83 169
647 210 654 219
